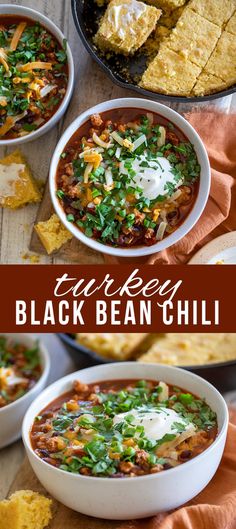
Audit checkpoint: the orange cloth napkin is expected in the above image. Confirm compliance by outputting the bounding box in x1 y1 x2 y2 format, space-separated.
119 410 236 529
105 112 236 265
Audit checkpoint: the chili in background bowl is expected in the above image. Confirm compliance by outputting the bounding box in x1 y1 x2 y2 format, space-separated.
22 362 228 519
0 333 50 449
49 98 210 258
0 4 74 146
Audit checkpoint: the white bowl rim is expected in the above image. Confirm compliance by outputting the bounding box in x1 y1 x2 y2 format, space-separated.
0 4 74 146
23 362 228 484
49 97 211 257
0 333 50 412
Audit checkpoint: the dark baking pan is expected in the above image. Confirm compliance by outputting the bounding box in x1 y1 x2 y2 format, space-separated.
58 333 236 393
71 0 236 104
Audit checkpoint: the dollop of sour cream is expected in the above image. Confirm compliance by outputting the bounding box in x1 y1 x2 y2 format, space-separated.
119 154 181 200
108 0 146 39
113 407 194 441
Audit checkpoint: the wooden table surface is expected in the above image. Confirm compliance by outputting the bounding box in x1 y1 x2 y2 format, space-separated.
0 0 235 264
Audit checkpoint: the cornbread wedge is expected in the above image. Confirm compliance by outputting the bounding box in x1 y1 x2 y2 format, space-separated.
204 31 236 86
225 10 236 35
94 0 161 55
167 8 221 68
189 0 236 27
192 72 228 96
77 333 148 360
140 46 201 95
34 213 73 254
138 333 236 366
0 490 52 529
0 151 41 208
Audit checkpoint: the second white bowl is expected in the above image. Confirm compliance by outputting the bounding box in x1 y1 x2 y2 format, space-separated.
0 333 50 449
0 4 74 146
23 362 228 519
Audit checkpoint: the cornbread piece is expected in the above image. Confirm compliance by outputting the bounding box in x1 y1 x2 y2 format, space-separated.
77 333 148 360
189 0 236 27
0 490 52 529
94 0 161 55
138 333 236 366
225 10 236 35
0 151 41 209
160 6 185 28
146 0 186 9
167 8 221 68
140 46 201 95
204 31 236 86
34 213 73 254
192 72 227 96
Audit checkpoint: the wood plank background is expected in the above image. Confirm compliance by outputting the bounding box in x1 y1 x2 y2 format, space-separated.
0 0 235 264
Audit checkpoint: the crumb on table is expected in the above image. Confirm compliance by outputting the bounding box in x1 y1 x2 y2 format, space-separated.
34 213 73 254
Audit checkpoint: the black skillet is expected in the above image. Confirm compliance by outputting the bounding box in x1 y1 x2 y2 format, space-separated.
58 333 236 393
71 0 236 104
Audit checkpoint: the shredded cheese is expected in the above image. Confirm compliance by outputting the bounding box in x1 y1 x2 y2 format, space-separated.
157 126 166 148
84 163 93 183
156 221 167 241
10 22 27 51
84 152 102 169
92 132 111 149
19 62 52 72
0 112 27 137
0 48 9 72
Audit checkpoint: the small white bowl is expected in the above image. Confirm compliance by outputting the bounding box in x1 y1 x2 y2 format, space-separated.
49 97 210 258
23 362 228 520
0 333 50 449
0 4 74 146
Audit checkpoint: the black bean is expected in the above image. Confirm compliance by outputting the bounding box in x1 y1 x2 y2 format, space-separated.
179 450 192 460
163 463 173 470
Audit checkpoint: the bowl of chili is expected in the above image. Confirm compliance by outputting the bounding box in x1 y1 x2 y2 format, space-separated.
0 4 74 145
23 362 228 519
50 98 210 257
0 333 50 448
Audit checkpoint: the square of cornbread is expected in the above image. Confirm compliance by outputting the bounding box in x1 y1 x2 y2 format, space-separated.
138 333 236 366
225 10 236 35
167 8 221 68
204 31 236 86
146 0 186 9
77 333 148 360
189 0 236 27
94 0 161 55
140 46 201 95
0 490 52 529
0 150 41 209
160 6 185 28
192 72 228 96
34 213 73 254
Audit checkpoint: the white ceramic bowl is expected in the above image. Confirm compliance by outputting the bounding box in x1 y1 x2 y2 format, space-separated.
0 333 50 449
23 362 228 520
50 98 210 257
0 4 74 146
